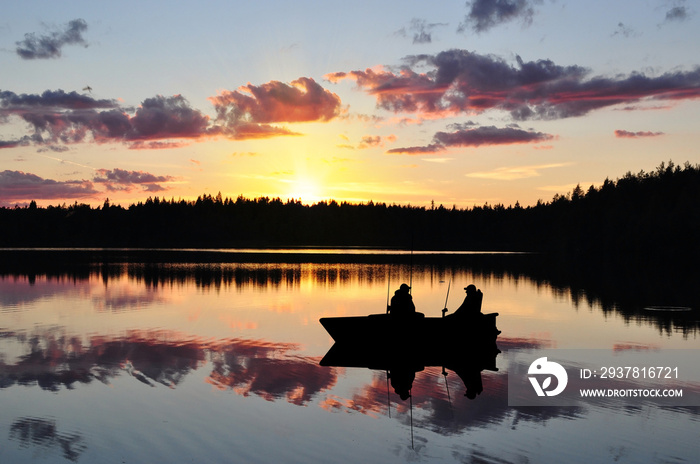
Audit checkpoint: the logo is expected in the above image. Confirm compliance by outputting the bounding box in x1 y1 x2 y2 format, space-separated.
528 357 568 396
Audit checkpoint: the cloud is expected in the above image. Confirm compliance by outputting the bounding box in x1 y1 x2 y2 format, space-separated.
92 168 175 192
0 90 215 147
611 22 638 38
326 49 700 121
466 163 569 180
0 140 24 149
0 88 117 111
127 141 191 150
1 79 333 148
16 19 88 60
209 77 341 139
614 129 665 138
387 125 554 154
459 0 540 33
125 95 212 141
664 5 691 23
358 135 383 149
223 123 301 140
0 170 97 202
395 18 448 44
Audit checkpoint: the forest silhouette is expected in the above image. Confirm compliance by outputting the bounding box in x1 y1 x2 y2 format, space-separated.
1 161 698 263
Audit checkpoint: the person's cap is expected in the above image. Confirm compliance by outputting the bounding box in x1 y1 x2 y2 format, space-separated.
400 283 410 290
464 284 477 292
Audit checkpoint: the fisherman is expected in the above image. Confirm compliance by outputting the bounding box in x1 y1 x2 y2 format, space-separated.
452 284 483 318
389 283 415 317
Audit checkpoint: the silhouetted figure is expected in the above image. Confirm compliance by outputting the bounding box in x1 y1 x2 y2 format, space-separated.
453 365 484 399
452 284 483 319
389 283 415 317
389 367 415 400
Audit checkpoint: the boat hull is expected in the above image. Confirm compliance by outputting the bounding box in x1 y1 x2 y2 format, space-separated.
319 312 499 361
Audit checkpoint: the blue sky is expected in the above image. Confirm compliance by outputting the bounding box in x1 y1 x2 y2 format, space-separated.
1 0 699 207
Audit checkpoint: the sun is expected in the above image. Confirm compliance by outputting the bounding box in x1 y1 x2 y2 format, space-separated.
286 176 326 204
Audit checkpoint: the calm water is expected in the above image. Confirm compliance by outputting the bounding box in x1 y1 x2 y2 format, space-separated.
1 250 698 463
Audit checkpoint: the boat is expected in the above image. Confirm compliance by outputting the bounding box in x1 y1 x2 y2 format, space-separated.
319 284 501 401
319 314 500 400
320 311 500 351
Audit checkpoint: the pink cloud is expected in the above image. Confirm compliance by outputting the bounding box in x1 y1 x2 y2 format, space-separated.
92 168 175 192
614 129 665 138
326 50 700 120
0 170 97 203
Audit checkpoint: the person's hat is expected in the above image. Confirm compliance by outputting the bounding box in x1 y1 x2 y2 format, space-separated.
464 284 477 292
400 283 410 291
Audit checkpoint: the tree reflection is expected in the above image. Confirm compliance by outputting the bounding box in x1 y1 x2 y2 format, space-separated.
1 251 697 334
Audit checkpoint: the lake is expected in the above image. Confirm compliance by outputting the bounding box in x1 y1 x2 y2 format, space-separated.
1 249 698 463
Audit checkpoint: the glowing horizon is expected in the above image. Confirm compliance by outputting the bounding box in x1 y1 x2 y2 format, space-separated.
2 2 699 210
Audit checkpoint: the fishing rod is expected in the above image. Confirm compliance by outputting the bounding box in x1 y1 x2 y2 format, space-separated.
442 279 451 317
386 371 391 418
442 367 452 406
408 248 413 295
386 271 391 314
409 389 414 450
441 279 453 410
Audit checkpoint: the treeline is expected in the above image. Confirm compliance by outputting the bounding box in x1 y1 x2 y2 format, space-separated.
1 161 698 262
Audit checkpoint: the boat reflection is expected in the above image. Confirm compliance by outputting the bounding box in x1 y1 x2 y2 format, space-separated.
321 335 499 401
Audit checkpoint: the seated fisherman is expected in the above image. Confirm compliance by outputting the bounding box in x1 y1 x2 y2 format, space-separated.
452 284 483 318
389 283 415 317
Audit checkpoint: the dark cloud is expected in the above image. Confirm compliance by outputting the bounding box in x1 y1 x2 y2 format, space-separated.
0 89 117 110
327 49 700 121
1 79 333 148
0 170 97 202
16 19 88 60
614 130 664 138
127 95 211 141
388 125 553 154
665 6 690 22
395 18 448 44
0 140 24 149
92 168 175 192
209 77 341 139
0 90 215 147
459 0 540 33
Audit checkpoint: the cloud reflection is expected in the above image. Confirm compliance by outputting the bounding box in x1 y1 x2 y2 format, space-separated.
9 417 86 462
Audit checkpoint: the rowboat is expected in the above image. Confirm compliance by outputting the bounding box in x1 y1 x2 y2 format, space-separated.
319 311 500 350
319 313 501 400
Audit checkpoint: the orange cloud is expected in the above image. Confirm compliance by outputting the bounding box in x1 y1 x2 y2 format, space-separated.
209 77 341 140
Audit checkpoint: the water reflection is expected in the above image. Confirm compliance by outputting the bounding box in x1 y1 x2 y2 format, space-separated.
2 249 698 334
9 417 85 462
0 328 331 402
1 323 580 430
1 250 698 463
320 338 500 401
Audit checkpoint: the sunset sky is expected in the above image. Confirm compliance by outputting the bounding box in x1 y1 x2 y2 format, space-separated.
1 0 699 208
